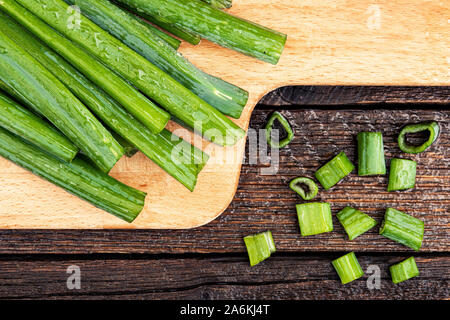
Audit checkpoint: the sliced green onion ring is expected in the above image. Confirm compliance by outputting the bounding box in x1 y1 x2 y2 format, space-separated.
289 177 318 200
398 121 440 154
265 111 294 148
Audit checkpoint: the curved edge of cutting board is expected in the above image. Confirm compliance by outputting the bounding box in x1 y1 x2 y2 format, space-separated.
161 90 272 230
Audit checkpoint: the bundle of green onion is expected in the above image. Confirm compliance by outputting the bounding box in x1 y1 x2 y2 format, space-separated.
0 0 287 222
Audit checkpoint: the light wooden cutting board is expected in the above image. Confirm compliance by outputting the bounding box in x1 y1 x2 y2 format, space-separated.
0 0 448 229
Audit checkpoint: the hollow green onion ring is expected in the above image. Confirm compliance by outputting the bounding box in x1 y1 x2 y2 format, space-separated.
289 177 318 200
265 111 294 148
398 121 440 154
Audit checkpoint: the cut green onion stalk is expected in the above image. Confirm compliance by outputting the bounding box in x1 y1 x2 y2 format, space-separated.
289 177 318 201
115 0 287 65
315 152 355 190
390 257 419 284
0 25 123 173
380 208 424 251
0 127 145 223
0 11 206 191
244 231 276 267
296 203 333 236
332 252 364 284
202 0 232 9
388 158 417 192
0 92 78 162
398 121 440 154
14 0 245 146
68 0 248 119
357 132 386 176
265 111 294 148
337 207 377 240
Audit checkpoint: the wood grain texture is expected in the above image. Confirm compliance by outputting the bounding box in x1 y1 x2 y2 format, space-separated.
260 86 450 106
0 106 447 254
0 254 447 299
0 0 449 229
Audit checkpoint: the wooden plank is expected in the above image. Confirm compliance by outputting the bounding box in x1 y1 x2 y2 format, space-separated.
0 254 447 299
0 0 449 229
0 107 447 253
261 86 450 106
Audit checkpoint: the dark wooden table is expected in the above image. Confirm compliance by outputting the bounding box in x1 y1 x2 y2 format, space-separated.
0 86 448 300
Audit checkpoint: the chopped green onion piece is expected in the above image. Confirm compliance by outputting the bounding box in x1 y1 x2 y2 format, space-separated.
296 202 333 236
289 177 318 200
388 158 417 192
332 252 364 284
390 257 419 284
398 121 440 154
379 208 424 251
265 111 294 148
315 151 354 190
244 231 276 267
357 132 386 176
337 207 377 240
